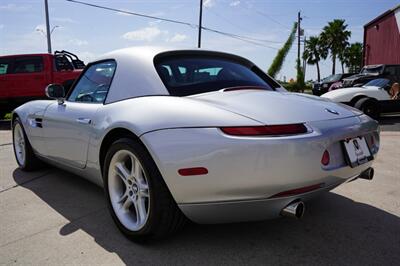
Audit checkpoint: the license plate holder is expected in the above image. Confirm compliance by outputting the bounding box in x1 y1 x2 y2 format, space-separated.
342 137 373 168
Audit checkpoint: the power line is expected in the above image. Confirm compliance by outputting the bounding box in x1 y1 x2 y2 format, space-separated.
240 5 292 30
66 0 196 27
202 26 280 49
65 0 282 50
204 7 285 44
253 10 292 30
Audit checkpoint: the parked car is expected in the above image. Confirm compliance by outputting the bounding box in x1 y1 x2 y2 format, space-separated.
12 47 379 241
0 50 84 118
342 64 400 88
312 73 356 96
322 78 399 118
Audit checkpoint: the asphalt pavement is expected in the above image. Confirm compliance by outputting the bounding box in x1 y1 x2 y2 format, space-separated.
0 118 399 265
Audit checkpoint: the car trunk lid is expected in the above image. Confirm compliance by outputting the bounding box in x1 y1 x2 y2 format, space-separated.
189 89 356 124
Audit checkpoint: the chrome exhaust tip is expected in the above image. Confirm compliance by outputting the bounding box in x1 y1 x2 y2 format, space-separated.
281 201 305 219
359 167 374 180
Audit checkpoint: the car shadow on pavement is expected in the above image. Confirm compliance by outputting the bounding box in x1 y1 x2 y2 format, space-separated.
0 120 11 131
13 168 400 265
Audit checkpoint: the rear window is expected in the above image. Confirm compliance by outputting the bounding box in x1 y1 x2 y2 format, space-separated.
361 66 383 74
323 74 342 82
155 55 277 96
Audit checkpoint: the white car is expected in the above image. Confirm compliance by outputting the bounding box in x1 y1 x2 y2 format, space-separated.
322 78 400 118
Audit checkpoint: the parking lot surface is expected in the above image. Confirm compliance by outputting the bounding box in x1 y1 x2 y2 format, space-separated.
0 119 399 265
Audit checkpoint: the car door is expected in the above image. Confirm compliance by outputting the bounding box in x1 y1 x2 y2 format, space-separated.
42 60 117 168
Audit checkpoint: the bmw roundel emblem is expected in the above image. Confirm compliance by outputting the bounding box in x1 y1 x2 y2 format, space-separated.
325 108 339 115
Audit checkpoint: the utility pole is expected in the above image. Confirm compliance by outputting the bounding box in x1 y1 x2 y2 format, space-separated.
303 36 307 77
297 11 301 64
44 0 52 53
198 0 203 48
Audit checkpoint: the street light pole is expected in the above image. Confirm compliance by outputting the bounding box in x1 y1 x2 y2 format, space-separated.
44 0 52 53
198 0 203 48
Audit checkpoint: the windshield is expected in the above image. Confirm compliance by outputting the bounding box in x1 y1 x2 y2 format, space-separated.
322 74 342 82
363 78 390 87
155 55 277 96
360 66 383 74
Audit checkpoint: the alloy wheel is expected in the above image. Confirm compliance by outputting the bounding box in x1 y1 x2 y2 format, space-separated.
13 123 26 166
108 150 150 231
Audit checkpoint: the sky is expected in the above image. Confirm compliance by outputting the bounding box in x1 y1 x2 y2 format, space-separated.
1 0 399 81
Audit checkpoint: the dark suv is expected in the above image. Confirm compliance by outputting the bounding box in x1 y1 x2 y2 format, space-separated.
312 73 356 96
342 64 400 88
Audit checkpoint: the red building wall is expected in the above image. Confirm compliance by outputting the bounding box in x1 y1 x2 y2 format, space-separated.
364 9 400 65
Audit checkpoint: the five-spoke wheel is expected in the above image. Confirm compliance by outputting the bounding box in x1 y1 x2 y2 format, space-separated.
13 122 26 166
103 138 186 241
12 118 42 171
108 150 150 231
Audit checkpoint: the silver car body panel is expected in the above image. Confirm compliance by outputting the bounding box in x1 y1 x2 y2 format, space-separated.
13 47 380 223
140 116 377 204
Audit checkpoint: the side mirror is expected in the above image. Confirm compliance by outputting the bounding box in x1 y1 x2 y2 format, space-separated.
45 84 65 104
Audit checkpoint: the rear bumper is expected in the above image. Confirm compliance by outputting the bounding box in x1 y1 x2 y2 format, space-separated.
178 171 363 224
141 115 379 222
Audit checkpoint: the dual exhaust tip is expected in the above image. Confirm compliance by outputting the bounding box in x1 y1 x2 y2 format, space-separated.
280 167 374 219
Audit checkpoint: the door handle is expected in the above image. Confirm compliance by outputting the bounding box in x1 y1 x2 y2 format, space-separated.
76 118 91 124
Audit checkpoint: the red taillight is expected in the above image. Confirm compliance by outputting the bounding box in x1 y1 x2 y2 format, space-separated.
220 124 308 136
321 150 330 166
178 167 208 176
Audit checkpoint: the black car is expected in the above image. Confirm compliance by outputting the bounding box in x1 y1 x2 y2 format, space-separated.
312 73 356 96
342 64 400 88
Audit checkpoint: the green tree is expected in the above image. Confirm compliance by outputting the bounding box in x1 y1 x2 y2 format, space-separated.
267 22 297 78
302 36 327 82
320 19 351 75
343 42 363 73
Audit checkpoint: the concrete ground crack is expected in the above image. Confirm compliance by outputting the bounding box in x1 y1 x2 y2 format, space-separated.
0 207 107 249
0 143 12 147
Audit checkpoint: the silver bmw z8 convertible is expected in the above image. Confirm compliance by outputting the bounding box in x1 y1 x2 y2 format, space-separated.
12 47 379 241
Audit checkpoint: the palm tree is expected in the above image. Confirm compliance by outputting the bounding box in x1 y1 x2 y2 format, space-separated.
338 45 349 73
343 42 363 73
302 36 327 82
320 19 351 75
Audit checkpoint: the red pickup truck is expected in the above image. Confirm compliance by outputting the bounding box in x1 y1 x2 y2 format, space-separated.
0 51 85 118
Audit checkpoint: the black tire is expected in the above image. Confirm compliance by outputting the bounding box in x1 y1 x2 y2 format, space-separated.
354 98 380 119
103 138 186 241
350 96 366 107
12 118 43 171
